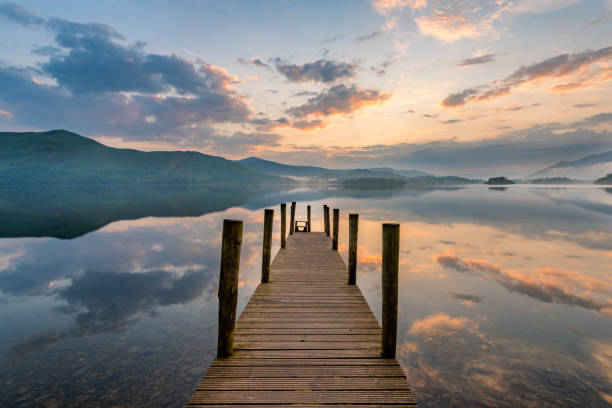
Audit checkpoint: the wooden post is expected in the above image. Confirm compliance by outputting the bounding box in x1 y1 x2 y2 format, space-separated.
280 203 286 249
382 223 399 358
217 219 243 359
324 205 330 236
307 205 311 232
348 214 358 285
289 201 296 235
261 209 273 283
332 208 339 251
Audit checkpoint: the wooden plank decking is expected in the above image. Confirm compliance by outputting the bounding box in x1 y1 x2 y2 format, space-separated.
188 231 417 407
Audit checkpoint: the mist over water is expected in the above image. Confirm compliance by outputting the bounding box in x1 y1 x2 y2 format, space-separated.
0 185 610 407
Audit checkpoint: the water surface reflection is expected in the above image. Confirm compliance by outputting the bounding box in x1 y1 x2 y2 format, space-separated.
0 185 610 407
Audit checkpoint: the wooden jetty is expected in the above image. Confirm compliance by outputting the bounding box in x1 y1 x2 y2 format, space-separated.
187 204 417 407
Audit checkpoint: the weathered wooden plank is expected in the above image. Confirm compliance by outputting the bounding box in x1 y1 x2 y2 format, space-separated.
189 390 415 404
210 358 402 367
187 231 417 407
196 377 411 390
203 366 406 377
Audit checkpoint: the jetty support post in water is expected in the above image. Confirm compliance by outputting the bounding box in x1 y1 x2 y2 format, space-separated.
307 205 311 232
323 205 330 236
290 202 296 235
382 223 399 358
217 219 243 359
261 209 273 283
332 208 339 250
280 203 286 249
348 214 359 285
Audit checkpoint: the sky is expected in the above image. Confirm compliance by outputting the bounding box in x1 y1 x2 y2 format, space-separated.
0 0 611 176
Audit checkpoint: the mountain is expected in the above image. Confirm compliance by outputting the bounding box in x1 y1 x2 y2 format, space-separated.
237 156 432 179
529 151 612 180
238 157 330 177
368 167 432 177
0 130 286 186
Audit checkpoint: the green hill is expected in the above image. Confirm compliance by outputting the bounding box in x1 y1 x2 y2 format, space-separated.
594 173 612 185
0 130 287 186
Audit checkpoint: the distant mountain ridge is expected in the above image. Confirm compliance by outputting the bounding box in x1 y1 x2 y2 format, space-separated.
0 130 285 186
529 151 612 179
237 156 432 179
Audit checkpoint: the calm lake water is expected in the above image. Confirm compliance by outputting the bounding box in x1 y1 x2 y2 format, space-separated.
1 185 611 407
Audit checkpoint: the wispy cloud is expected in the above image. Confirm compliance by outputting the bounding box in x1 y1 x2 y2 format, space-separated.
356 31 383 42
456 53 496 66
237 57 271 70
270 58 358 83
442 46 612 107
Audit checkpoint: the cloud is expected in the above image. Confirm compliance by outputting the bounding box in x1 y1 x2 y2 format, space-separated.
321 34 344 43
0 1 44 25
356 31 383 42
270 58 358 83
285 84 391 119
442 46 612 107
435 253 612 317
449 292 484 303
0 3 254 143
409 313 487 343
371 0 427 15
12 267 215 355
237 57 271 70
370 54 399 76
456 53 496 66
254 119 612 176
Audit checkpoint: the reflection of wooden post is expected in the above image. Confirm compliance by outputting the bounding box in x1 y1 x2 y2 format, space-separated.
280 203 286 249
217 219 243 359
348 214 358 285
290 202 296 235
307 205 311 232
382 223 399 358
324 205 330 236
332 208 339 251
261 209 273 283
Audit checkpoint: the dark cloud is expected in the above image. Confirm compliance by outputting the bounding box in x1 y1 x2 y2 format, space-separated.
449 292 484 303
573 103 597 108
285 84 391 118
441 119 462 124
0 4 252 142
271 58 357 83
442 46 612 107
291 90 319 97
456 53 496 66
356 31 382 42
237 57 271 70
0 1 44 25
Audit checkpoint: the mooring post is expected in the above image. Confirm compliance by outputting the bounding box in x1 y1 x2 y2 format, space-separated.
332 208 339 250
348 214 358 284
217 219 243 359
382 223 399 358
307 205 311 232
324 205 330 236
261 209 273 283
280 203 286 249
290 201 296 235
